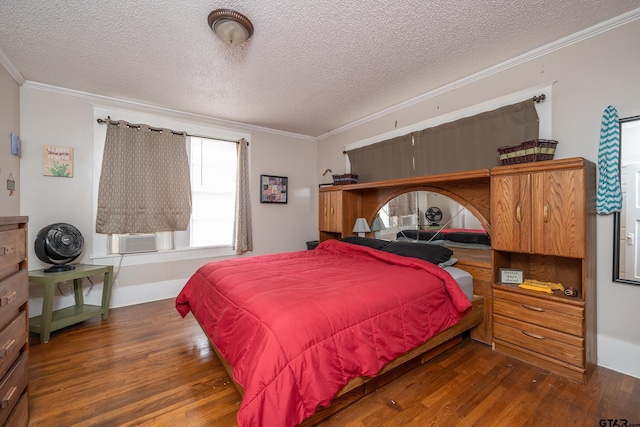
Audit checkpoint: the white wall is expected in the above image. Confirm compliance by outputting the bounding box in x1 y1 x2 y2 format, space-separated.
19 86 318 316
318 18 640 378
0 63 20 216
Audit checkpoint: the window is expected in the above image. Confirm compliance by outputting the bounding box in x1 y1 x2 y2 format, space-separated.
106 136 237 254
188 136 237 248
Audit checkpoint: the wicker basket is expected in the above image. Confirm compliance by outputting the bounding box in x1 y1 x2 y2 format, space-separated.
332 173 358 185
497 139 558 165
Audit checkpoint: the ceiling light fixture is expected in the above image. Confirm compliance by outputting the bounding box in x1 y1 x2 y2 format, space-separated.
208 9 254 44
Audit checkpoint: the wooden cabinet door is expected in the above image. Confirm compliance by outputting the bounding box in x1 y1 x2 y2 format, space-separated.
491 173 532 253
319 189 342 233
532 168 585 258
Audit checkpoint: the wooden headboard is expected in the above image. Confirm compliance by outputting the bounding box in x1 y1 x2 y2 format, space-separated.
341 168 491 233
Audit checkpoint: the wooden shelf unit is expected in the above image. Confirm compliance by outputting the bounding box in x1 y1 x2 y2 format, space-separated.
490 157 596 383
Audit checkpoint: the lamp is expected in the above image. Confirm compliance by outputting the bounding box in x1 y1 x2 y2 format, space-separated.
208 9 254 44
352 218 371 237
370 216 386 239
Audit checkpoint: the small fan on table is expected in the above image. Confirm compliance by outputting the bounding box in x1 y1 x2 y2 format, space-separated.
425 206 443 226
34 223 84 272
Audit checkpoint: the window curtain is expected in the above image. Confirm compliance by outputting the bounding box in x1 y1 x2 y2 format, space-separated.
388 192 417 217
346 134 413 183
413 99 539 175
234 138 253 253
96 120 192 234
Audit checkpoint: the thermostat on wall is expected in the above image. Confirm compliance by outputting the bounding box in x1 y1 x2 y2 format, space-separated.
11 134 21 157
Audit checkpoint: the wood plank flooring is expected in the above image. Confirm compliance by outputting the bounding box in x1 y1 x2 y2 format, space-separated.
29 298 640 426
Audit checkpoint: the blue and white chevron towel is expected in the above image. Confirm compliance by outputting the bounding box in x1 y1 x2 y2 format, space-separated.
596 105 622 215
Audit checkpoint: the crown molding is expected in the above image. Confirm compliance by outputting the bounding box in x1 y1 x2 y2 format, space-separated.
21 80 317 142
317 7 640 141
0 46 25 85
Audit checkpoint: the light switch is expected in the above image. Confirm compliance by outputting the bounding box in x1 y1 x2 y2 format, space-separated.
11 134 20 157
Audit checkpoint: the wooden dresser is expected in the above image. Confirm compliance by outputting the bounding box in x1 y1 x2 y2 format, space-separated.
0 217 29 426
490 158 596 383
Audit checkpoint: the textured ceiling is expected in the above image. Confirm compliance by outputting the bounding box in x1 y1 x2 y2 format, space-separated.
1 1 639 137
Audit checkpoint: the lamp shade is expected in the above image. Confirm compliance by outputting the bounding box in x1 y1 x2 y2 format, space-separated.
370 216 386 232
371 216 386 239
352 218 371 237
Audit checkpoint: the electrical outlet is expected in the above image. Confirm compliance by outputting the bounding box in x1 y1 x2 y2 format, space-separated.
113 279 119 288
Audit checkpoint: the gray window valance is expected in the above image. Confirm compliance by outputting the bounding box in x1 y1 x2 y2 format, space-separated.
346 99 539 182
414 99 539 175
346 134 413 183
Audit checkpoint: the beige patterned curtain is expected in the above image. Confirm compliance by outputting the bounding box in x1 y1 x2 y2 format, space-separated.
96 120 192 234
234 138 252 253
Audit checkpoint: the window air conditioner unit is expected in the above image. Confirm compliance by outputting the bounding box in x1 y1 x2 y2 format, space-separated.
118 234 158 254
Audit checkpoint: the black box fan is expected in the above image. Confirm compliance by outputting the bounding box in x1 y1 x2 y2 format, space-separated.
34 223 84 272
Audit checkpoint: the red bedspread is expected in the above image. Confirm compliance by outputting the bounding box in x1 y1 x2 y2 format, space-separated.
176 239 472 427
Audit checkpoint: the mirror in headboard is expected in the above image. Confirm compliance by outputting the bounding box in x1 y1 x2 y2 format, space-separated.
375 191 490 247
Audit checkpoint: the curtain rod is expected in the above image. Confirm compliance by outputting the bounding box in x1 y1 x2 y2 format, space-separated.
96 117 246 145
342 94 546 155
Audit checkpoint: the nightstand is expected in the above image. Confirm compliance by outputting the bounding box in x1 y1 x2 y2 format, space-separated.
28 264 114 343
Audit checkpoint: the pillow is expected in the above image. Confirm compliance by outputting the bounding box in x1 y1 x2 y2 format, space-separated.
340 236 390 250
444 231 491 245
380 241 453 265
438 257 458 268
396 229 437 241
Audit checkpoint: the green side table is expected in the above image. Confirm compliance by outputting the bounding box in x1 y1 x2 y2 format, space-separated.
28 264 114 343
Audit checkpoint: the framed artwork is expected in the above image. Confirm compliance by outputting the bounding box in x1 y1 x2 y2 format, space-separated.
43 145 74 177
260 175 288 204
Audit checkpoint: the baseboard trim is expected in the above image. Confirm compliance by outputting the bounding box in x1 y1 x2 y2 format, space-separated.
597 334 640 379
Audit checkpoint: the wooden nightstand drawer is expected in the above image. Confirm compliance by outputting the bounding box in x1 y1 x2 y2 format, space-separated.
0 311 26 379
493 288 584 336
494 314 584 368
0 270 28 329
0 352 28 426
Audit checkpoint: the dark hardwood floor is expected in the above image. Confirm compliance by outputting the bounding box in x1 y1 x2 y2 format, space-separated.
29 298 640 426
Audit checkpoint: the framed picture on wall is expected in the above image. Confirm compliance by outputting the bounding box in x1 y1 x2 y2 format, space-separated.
260 175 288 204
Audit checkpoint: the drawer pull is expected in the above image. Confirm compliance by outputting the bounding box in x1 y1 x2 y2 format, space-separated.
0 245 14 256
1 386 16 409
521 330 545 340
543 204 549 223
0 339 15 357
0 291 17 306
520 303 545 312
516 205 522 223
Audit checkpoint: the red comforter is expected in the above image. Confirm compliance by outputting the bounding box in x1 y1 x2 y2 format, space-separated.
176 239 472 426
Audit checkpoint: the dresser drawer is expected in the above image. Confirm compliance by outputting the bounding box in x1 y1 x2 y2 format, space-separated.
494 314 584 368
0 311 26 380
4 390 28 427
0 270 28 329
0 352 28 426
493 288 584 336
0 228 26 281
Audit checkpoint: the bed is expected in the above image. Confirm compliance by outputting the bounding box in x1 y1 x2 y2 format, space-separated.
176 238 483 427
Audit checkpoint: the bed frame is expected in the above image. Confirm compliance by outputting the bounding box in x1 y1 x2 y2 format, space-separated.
205 169 493 425
206 297 484 426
